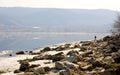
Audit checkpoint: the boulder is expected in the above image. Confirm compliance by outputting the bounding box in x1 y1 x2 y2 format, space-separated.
34 67 51 74
29 64 40 68
59 69 86 75
104 49 113 53
100 69 120 75
33 54 52 61
81 41 91 46
81 64 93 71
0 71 5 74
63 53 81 63
34 67 46 74
64 43 71 49
41 47 51 52
67 50 79 56
103 56 114 64
110 46 118 52
92 61 104 68
55 61 65 70
82 50 93 57
113 56 120 63
19 61 29 71
26 68 34 72
52 52 66 62
33 52 65 62
80 46 87 51
21 72 35 75
14 69 20 73
55 61 79 70
16 51 25 55
74 44 80 48
59 69 71 75
44 67 51 72
29 51 32 54
103 36 111 41
64 61 79 70
33 55 44 60
53 45 65 51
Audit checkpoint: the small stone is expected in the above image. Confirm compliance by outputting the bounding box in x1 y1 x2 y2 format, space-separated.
80 47 87 51
9 54 12 56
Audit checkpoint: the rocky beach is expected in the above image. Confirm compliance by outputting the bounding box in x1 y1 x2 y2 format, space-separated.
0 34 120 75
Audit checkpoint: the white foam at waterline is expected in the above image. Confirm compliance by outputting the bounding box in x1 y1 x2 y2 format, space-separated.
0 50 13 56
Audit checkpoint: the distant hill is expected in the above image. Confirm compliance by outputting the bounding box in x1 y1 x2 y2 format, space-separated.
0 7 117 32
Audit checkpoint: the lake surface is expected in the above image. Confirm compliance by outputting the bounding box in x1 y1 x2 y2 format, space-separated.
0 32 111 52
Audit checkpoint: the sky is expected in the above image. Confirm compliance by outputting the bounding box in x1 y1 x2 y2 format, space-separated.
0 0 120 11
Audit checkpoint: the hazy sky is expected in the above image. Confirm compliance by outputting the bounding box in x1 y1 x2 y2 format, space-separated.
0 0 120 11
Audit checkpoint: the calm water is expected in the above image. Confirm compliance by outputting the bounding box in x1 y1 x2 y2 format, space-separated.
0 32 110 51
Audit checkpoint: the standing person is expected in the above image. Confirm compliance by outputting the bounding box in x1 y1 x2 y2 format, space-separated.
94 36 97 41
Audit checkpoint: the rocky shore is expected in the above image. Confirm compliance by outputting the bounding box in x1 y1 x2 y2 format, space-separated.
1 34 120 75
